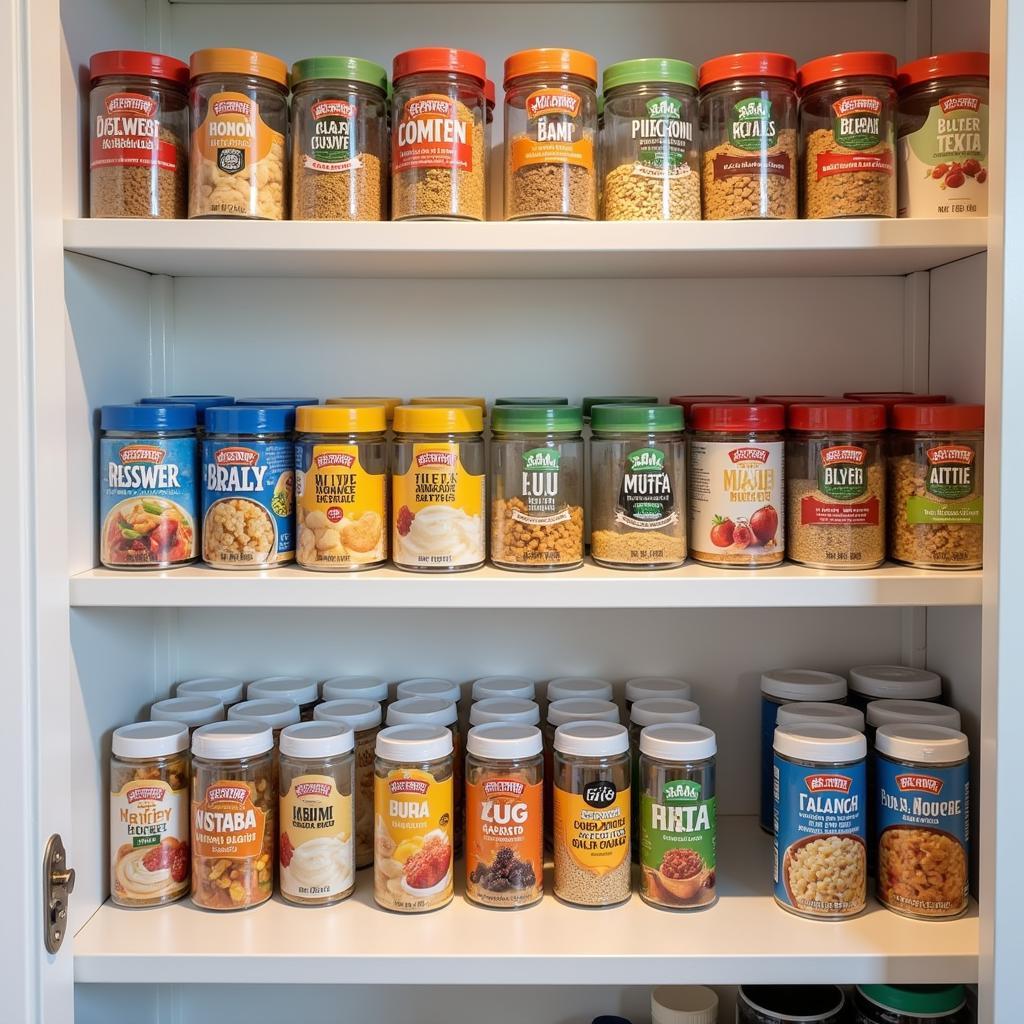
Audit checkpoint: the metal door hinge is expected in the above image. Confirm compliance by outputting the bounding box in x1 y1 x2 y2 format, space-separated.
43 834 75 954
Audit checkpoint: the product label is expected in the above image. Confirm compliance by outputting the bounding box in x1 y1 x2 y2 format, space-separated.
301 97 362 173
831 95 883 150
280 772 354 901
712 151 791 181
192 780 267 860
614 447 678 530
514 447 570 523
510 88 594 172
627 95 693 177
554 780 630 875
759 697 781 830
800 444 880 527
100 435 197 567
729 96 778 147
91 91 178 171
394 93 473 173
905 442 983 525
195 91 281 178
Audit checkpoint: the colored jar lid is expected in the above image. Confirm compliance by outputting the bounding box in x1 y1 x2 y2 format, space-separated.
409 396 487 411
603 58 697 93
485 78 495 110
857 985 966 1015
235 397 319 407
495 396 569 406
582 395 658 418
393 405 483 434
190 48 288 87
491 404 583 433
788 403 886 432
90 50 189 87
754 394 852 407
101 403 196 431
798 51 898 91
591 403 683 432
205 405 294 434
291 56 388 91
892 402 984 431
140 395 234 424
504 48 598 87
295 404 386 433
670 395 749 417
698 52 797 89
691 402 784 432
844 391 948 408
898 52 989 90
393 48 486 86
774 722 866 763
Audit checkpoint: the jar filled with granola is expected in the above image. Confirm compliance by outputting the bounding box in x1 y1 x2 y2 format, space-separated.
491 404 584 571
190 721 276 911
889 404 983 569
699 52 798 220
798 52 898 219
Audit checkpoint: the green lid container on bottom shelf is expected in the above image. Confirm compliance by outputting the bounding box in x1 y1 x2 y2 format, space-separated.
582 395 658 419
495 396 570 407
591 403 683 432
603 58 698 93
857 985 967 1016
290 56 388 90
491 404 583 433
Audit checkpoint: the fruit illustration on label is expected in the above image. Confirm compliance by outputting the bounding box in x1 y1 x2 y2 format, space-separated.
732 524 753 549
710 515 734 547
750 504 779 545
397 505 414 536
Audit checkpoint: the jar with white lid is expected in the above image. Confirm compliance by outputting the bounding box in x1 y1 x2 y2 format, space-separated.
775 702 865 732
396 677 461 705
853 984 968 1024
865 698 961 746
321 675 389 703
546 676 614 703
228 699 301 743
110 722 190 907
278 722 356 906
247 676 319 720
652 986 719 1024
471 675 537 702
150 695 225 732
176 676 245 708
470 698 542 727
848 664 942 713
625 676 693 710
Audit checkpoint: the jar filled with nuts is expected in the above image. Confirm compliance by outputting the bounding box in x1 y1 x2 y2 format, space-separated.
491 404 584 571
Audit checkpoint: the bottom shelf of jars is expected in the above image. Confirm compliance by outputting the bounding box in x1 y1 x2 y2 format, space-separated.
73 816 978 986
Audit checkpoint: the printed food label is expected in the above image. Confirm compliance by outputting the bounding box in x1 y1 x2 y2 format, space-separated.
280 772 354 900
713 151 791 181
91 92 178 171
729 96 779 151
374 767 453 912
905 442 983 526
301 97 362 173
831 95 883 150
554 780 630 876
510 88 594 172
629 95 693 177
394 93 473 174
100 436 197 567
801 444 879 526
614 447 679 530
193 780 267 860
516 447 570 524
195 91 282 177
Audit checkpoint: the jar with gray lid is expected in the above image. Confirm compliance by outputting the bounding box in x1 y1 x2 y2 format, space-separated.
470 698 542 727
652 986 718 1024
848 664 942 713
471 675 537 702
738 986 845 1024
775 701 864 733
150 695 225 733
625 676 693 710
865 698 961 748
248 676 320 720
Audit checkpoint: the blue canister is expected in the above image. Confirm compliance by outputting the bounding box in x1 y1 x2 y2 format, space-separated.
140 395 234 427
202 405 295 569
773 722 867 919
875 723 969 919
100 404 198 569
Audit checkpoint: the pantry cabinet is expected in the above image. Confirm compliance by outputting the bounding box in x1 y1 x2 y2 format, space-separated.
2 0 1019 1021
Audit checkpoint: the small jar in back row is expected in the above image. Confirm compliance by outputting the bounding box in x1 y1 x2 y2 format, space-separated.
471 676 537 702
248 676 320 720
151 695 225 733
177 676 245 709
470 698 542 727
847 664 942 714
229 699 300 744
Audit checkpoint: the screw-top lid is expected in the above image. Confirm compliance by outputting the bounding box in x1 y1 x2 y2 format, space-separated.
409 396 488 411
325 397 404 422
315 699 383 731
150 695 226 728
279 720 355 759
321 676 389 702
387 697 458 728
603 58 698 92
504 48 598 87
898 52 988 90
235 397 319 408
698 52 797 89
669 395 749 418
582 395 658 419
691 403 785 432
485 78 495 112
739 987 845 1021
761 669 847 702
788 403 886 432
844 391 948 406
776 702 864 733
652 986 720 1024
393 405 483 434
554 721 629 757
295 404 386 434
467 722 543 760
393 48 486 86
228 699 302 730
547 698 620 727
205 405 294 434
176 676 245 704
547 677 614 702
140 395 234 425
247 676 319 706
797 51 898 91
192 720 274 759
591 403 683 433
491 404 583 433
625 677 693 703
396 678 461 703
754 394 852 407
857 985 967 1016
470 698 542 726
630 698 701 727
101 403 196 432
866 699 962 731
290 56 388 91
495 396 569 406
640 723 716 762
892 403 984 431
190 47 288 87
849 665 942 701
112 721 189 758
471 676 537 701
376 723 453 762
875 723 969 763
773 722 866 763
90 50 189 87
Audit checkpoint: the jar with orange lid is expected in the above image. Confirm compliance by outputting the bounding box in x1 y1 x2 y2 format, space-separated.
391 48 487 221
504 48 599 220
188 48 289 220
295 404 388 571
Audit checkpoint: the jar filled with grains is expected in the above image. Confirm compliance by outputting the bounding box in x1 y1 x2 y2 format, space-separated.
698 52 798 220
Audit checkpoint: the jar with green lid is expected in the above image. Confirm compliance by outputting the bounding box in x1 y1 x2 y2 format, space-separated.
853 985 968 1024
495 396 569 406
290 57 390 221
491 404 584 571
602 59 700 221
591 404 686 569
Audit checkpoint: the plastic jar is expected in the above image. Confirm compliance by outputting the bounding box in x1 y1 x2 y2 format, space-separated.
652 987 719 1024
738 987 846 1024
470 698 542 727
110 722 190 907
472 676 536 701
391 405 485 571
547 677 614 703
897 53 989 218
176 676 245 709
786 402 887 569
188 48 288 219
496 396 570 407
775 702 864 733
866 698 961 738
202 405 295 569
552 722 632 906
490 404 584 571
396 677 462 705
639 723 717 909
853 985 968 1024
670 395 749 424
391 48 487 221
150 695 225 732
290 57 389 221
601 59 700 221
228 699 301 743
848 665 942 714
465 723 544 908
889 403 984 569
373 724 455 912
190 721 276 910
875 724 970 919
698 53 798 220
688 403 784 567
843 392 949 429
140 395 234 432
625 677 692 710
248 676 320 720
89 50 189 218
278 721 356 905
797 52 898 219
504 48 599 220
99 404 198 569
325 397 404 426
321 675 389 704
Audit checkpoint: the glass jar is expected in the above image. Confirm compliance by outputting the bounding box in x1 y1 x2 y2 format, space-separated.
176 676 245 709
89 50 189 218
847 665 941 715
465 723 544 908
290 57 389 222
552 722 631 906
472 676 537 702
888 404 984 569
391 48 487 221
786 402 887 569
601 59 700 221
504 49 599 220
150 695 225 733
484 78 496 214
898 53 989 218
698 53 798 220
188 48 289 220
688 403 784 567
638 723 717 910
190 721 276 911
490 404 584 571
373 724 455 912
738 987 846 1024
228 699 301 745
853 985 968 1024
391 405 485 572
470 698 542 727
278 721 356 906
110 722 190 907
99 404 198 569
797 51 898 219
248 676 320 720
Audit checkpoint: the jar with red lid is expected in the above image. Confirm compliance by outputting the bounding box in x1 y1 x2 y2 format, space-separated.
670 395 749 426
698 52 798 220
391 48 487 221
897 52 989 218
798 51 898 219
688 404 785 567
889 404 983 570
786 403 886 570
89 51 189 219
843 392 949 427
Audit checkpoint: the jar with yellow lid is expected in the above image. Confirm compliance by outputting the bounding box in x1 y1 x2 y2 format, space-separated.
295 405 388 571
392 405 485 572
410 396 488 417
325 397 404 426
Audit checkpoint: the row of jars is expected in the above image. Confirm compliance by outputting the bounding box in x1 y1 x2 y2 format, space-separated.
88 46 989 222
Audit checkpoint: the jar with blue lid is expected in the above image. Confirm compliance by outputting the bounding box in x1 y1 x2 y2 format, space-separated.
140 395 234 429
202 405 295 569
100 403 198 569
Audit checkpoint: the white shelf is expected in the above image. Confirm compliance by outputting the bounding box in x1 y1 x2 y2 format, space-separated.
74 816 978 986
63 218 987 279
